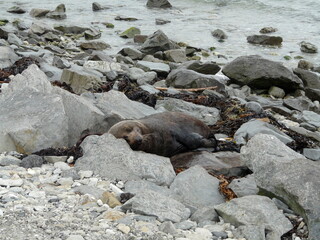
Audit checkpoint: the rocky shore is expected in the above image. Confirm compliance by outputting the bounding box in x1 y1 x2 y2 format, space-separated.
0 1 320 240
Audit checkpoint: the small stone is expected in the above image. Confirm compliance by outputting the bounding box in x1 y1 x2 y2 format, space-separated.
268 86 286 98
211 29 228 41
117 223 130 234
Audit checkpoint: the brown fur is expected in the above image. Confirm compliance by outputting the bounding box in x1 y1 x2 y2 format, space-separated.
108 112 216 157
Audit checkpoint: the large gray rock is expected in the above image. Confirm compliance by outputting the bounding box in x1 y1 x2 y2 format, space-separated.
155 97 220 125
170 151 247 177
0 46 19 68
246 95 283 108
234 119 293 145
122 190 190 223
75 133 175 186
170 166 225 212
294 68 320 101
136 61 170 75
79 41 110 50
228 174 259 197
60 65 103 94
29 21 53 35
241 134 320 240
283 96 317 112
222 55 303 91
29 8 50 17
215 195 292 239
247 35 283 46
83 60 122 74
164 49 187 63
140 30 179 55
180 60 221 75
0 67 69 153
54 25 89 34
88 90 160 124
124 180 173 197
301 110 320 128
146 0 172 8
166 68 226 92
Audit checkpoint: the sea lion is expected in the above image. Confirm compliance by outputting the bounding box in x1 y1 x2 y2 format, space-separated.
108 112 216 157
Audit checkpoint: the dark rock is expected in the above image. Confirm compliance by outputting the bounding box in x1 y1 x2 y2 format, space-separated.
300 41 318 53
115 16 138 21
92 2 104 11
294 68 320 89
146 0 172 8
54 25 89 34
134 35 148 44
155 18 171 25
259 27 278 34
46 4 67 20
222 55 303 91
140 30 179 55
20 155 44 168
0 27 10 40
79 41 110 50
29 8 50 17
298 59 314 70
211 29 227 41
84 28 101 40
247 35 282 46
283 96 317 112
171 151 248 177
180 60 221 75
7 6 26 14
228 174 259 197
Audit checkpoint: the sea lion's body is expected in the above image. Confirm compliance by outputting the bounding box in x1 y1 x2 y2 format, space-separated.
108 112 216 157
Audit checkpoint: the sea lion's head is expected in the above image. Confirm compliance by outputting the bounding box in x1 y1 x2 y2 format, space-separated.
108 120 146 149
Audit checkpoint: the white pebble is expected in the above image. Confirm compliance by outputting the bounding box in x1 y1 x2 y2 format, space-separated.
97 199 103 207
0 178 23 187
0 209 3 217
67 156 74 163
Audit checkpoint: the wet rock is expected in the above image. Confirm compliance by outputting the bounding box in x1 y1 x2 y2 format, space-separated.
283 96 317 112
134 34 148 43
89 90 160 121
303 148 320 161
171 151 247 177
124 180 173 197
84 28 101 40
211 29 227 41
228 174 259 197
268 86 285 98
120 27 141 38
241 134 320 240
60 65 103 94
234 119 293 145
166 68 225 92
222 55 303 91
155 18 171 25
140 30 179 55
298 59 314 70
119 47 144 60
164 49 187 63
7 6 26 14
122 190 189 222
115 15 138 21
0 46 19 69
92 2 107 11
54 25 89 34
0 27 9 40
7 33 23 46
146 0 172 8
259 27 278 34
215 195 292 239
20 155 44 168
293 68 320 101
300 41 318 53
170 166 225 212
29 21 53 35
247 35 283 46
180 60 221 75
79 41 110 50
75 133 175 186
46 4 66 20
136 60 170 75
155 97 220 125
29 8 50 17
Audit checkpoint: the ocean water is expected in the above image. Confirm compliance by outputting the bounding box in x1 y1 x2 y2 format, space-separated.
0 0 319 66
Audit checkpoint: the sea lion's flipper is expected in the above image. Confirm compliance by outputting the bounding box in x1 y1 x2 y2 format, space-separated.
175 132 216 150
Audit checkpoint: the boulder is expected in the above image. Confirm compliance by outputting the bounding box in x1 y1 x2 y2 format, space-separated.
215 196 292 239
180 60 221 75
283 96 317 112
294 68 320 101
60 66 103 94
164 49 187 63
300 41 318 53
211 29 227 41
122 190 190 223
119 47 144 60
29 8 50 17
170 151 248 177
166 68 226 92
170 166 225 212
222 55 303 91
7 6 26 14
83 60 122 74
241 134 320 240
0 46 19 69
120 27 141 38
84 28 101 40
234 119 293 145
136 61 170 75
140 30 179 55
124 180 173 197
46 4 66 20
146 0 172 8
92 2 106 11
79 41 110 50
247 35 283 46
268 86 285 98
54 25 89 34
303 148 320 161
228 174 259 197
75 133 175 186
155 97 220 125
29 21 53 35
126 67 157 85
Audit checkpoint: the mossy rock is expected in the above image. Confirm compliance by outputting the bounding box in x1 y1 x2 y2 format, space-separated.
283 55 292 60
119 27 141 38
0 19 9 26
201 51 210 57
103 22 114 28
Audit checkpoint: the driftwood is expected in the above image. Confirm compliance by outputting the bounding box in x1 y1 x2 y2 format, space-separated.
155 86 218 92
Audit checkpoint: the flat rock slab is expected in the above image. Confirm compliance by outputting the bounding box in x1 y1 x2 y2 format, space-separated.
75 133 175 186
222 55 303 91
170 151 248 177
234 119 293 145
170 165 225 212
241 134 320 240
155 97 220 125
122 190 190 223
214 195 292 239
